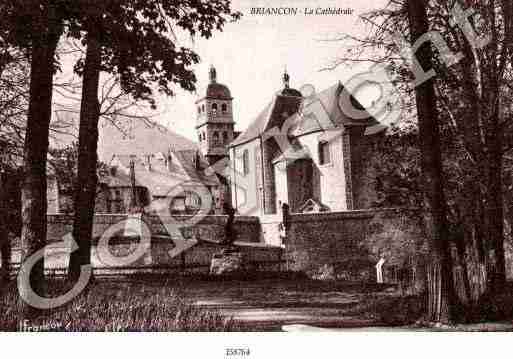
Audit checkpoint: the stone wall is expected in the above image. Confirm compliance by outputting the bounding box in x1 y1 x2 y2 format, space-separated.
44 214 282 273
41 209 513 283
148 239 282 272
39 236 282 273
282 208 426 282
46 210 426 280
47 214 261 244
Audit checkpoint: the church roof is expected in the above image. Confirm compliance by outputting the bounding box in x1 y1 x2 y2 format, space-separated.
230 82 379 147
205 83 232 100
280 87 303 97
288 82 379 137
196 65 232 101
229 94 303 147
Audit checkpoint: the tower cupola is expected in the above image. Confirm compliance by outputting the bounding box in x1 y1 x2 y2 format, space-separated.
195 66 235 165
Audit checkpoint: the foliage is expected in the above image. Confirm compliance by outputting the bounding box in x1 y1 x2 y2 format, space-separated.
331 0 513 316
344 292 426 326
48 142 109 211
0 49 28 160
49 142 79 197
67 0 242 106
0 280 241 331
370 125 422 208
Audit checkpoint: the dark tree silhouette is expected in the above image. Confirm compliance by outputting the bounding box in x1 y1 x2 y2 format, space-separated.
0 0 71 317
406 0 456 323
67 0 241 280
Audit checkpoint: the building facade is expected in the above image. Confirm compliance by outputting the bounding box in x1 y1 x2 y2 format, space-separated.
48 67 385 217
228 72 386 216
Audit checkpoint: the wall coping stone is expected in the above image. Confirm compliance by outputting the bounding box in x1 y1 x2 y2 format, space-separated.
259 214 282 224
201 237 283 249
287 207 420 223
47 214 260 226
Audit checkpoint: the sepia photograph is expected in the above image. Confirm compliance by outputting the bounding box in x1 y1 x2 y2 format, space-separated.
0 0 512 356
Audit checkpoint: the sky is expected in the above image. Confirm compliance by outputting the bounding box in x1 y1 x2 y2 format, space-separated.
54 0 389 143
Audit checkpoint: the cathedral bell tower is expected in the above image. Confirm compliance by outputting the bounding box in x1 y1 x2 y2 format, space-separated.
195 65 234 165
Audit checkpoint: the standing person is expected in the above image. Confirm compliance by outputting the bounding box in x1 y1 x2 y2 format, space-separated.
223 202 236 246
376 255 386 284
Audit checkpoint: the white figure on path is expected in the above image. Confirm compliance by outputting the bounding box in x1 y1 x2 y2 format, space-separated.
376 256 386 283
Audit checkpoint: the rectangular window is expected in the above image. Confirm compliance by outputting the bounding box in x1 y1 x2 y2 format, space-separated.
319 141 331 165
242 149 250 175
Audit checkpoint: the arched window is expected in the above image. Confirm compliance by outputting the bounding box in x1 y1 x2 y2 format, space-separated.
202 132 206 141
213 131 220 145
221 103 227 113
198 133 202 142
201 104 205 112
211 103 218 115
223 131 229 144
197 106 201 114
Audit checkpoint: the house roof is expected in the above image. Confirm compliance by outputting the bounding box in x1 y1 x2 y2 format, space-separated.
99 169 144 188
109 149 219 198
230 82 380 147
173 149 219 185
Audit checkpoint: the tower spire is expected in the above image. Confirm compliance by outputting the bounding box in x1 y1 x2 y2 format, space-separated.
209 64 217 83
283 67 290 89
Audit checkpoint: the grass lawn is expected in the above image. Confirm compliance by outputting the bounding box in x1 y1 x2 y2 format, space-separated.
1 274 422 331
3 275 510 331
0 278 242 331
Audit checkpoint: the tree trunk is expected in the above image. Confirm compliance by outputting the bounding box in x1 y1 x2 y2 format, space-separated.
68 29 101 282
458 182 488 317
0 169 11 282
484 108 506 291
19 18 61 317
406 0 456 324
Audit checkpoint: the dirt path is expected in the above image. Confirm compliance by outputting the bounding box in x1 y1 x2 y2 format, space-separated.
175 279 396 330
